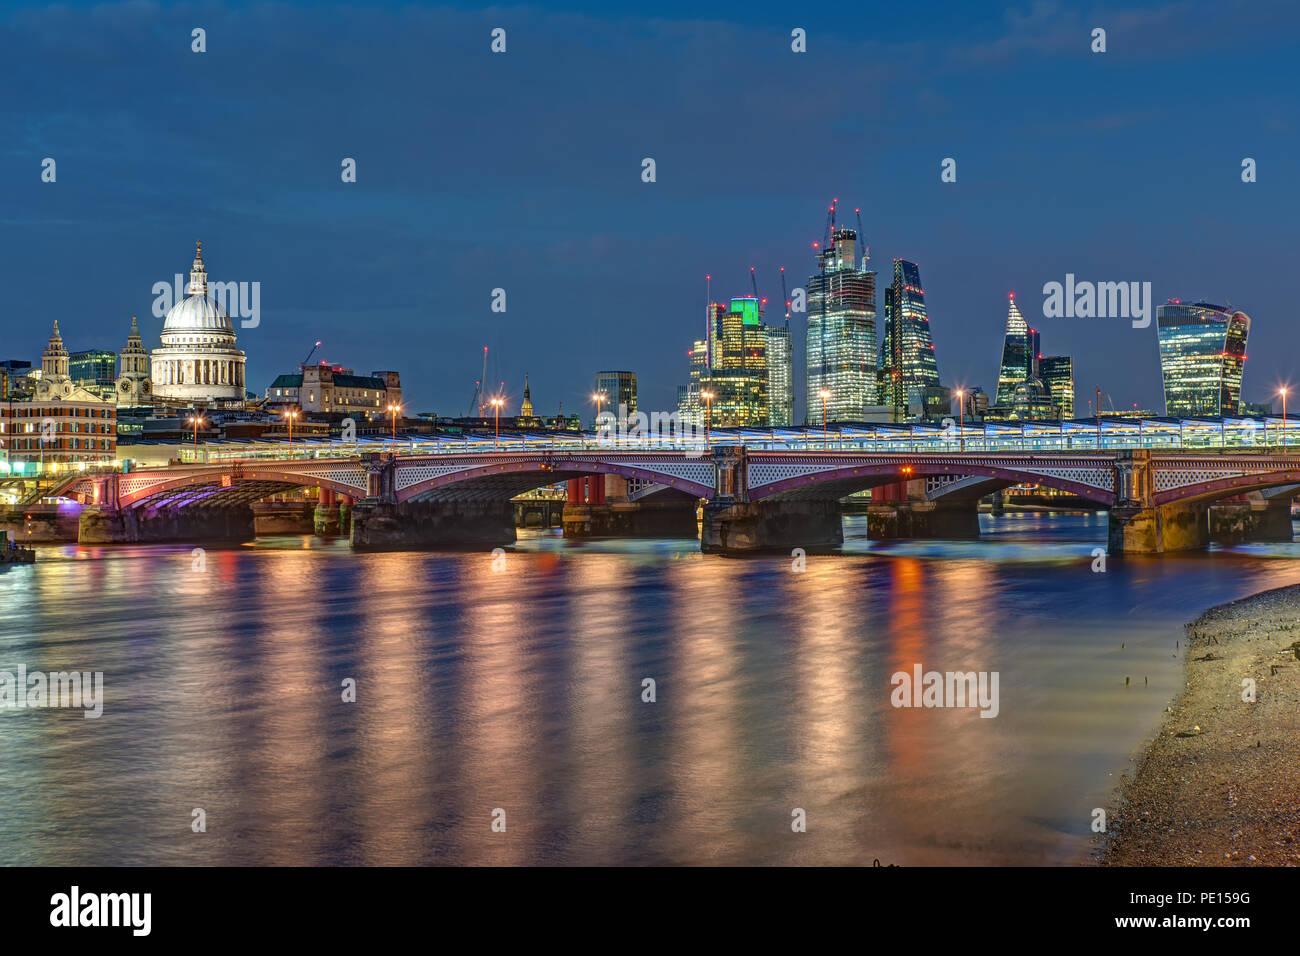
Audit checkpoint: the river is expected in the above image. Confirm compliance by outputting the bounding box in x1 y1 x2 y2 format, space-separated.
1 513 1296 865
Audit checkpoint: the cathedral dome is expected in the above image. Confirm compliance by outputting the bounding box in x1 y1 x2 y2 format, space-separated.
162 240 233 333
163 293 233 333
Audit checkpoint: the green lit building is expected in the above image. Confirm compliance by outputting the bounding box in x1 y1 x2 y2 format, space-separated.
1156 301 1250 416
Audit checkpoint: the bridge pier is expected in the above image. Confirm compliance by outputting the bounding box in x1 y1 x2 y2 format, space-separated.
252 500 315 535
350 499 515 551
866 480 980 540
79 504 255 544
867 500 981 540
701 499 842 555
0 503 81 543
1208 496 1294 545
313 489 341 536
1108 501 1208 554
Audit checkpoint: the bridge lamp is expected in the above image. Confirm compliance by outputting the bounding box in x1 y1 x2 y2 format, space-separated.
818 389 831 449
188 415 205 455
283 409 300 454
954 389 965 451
701 390 714 451
490 397 505 449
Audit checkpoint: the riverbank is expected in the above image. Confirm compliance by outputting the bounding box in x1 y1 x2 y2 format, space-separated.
1101 583 1300 865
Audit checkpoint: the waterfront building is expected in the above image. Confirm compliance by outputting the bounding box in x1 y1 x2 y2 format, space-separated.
2 322 116 465
596 370 637 418
806 226 877 421
675 339 711 427
150 242 247 406
265 363 402 420
1156 300 1250 416
879 259 943 419
115 316 153 407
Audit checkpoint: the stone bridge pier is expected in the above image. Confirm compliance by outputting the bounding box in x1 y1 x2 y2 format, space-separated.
349 454 515 550
563 474 699 538
866 479 981 540
1107 450 1208 553
701 448 843 555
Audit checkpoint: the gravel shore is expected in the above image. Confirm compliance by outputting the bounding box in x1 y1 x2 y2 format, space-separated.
1101 584 1300 865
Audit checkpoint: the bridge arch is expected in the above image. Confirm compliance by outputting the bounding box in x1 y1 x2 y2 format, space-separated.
1154 468 1300 507
396 457 714 503
747 459 1116 506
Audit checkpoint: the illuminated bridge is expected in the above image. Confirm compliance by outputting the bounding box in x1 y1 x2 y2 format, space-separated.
10 436 1300 555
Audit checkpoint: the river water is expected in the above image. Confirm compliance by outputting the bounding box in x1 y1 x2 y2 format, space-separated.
2 513 1297 865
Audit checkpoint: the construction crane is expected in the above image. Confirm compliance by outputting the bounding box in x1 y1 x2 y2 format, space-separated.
750 266 759 300
468 345 488 417
303 340 322 365
822 197 838 248
780 267 790 323
854 208 869 264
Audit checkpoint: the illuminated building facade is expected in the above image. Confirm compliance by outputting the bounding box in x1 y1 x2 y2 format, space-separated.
1039 355 1074 418
1157 300 1250 416
766 322 793 427
995 295 1035 409
596 370 637 417
879 259 942 418
806 226 877 421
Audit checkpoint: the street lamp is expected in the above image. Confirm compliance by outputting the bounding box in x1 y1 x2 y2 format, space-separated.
1280 387 1289 451
387 403 401 451
818 389 831 449
187 415 205 457
954 389 965 451
283 409 299 455
490 397 504 449
701 390 714 451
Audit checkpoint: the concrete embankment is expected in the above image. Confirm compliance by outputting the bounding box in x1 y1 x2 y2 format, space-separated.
1102 584 1300 865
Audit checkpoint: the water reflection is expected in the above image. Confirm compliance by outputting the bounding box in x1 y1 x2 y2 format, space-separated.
0 514 1296 865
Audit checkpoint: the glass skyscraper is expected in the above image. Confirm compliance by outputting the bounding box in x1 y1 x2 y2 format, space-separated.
995 295 1034 409
806 226 877 422
766 322 793 427
1039 355 1074 418
1156 301 1250 416
879 259 941 418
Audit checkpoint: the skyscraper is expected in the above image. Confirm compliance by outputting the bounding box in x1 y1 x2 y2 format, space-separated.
703 297 769 428
878 259 942 419
595 370 637 417
995 294 1033 409
766 322 793 427
1039 356 1074 418
1156 301 1250 416
806 226 877 422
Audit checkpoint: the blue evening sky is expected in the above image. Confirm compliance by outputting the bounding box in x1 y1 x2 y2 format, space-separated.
2 0 1297 419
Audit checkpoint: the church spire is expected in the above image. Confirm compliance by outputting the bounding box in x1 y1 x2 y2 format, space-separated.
187 240 208 297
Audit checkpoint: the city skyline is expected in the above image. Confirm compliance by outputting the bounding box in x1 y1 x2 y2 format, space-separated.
3 0 1297 421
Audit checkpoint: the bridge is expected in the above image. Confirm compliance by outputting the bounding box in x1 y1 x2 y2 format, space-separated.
6 445 1300 555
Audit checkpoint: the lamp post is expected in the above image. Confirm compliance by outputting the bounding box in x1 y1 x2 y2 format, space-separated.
490 397 504 449
1281 387 1289 451
955 389 965 451
701 390 714 451
284 409 298 456
818 389 830 450
188 415 205 458
387 403 401 451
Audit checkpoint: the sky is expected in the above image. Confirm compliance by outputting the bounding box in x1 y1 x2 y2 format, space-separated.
2 0 1298 421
